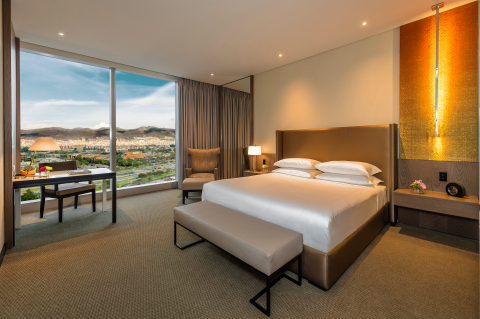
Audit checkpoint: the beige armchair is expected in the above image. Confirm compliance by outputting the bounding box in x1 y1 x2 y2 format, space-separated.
182 148 220 204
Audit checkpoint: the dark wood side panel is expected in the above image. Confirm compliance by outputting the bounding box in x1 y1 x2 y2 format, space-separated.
398 159 479 197
3 0 13 249
398 207 479 240
15 37 19 172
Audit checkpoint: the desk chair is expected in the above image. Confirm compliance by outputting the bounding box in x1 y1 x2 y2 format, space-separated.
39 161 96 222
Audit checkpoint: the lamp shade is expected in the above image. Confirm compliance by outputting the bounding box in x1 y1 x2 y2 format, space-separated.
248 146 261 156
28 137 61 151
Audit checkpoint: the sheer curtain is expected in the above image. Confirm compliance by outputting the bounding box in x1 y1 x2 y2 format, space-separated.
221 87 251 179
178 78 220 188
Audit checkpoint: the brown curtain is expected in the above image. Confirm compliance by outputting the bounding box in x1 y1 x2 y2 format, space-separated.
178 78 220 188
221 87 251 179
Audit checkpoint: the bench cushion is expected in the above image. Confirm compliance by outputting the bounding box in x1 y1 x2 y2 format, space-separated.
45 183 95 196
182 177 214 190
174 200 303 276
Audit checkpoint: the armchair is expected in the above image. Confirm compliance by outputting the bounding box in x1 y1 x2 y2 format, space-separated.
182 147 220 204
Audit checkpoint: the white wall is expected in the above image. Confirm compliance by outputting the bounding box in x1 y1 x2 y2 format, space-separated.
254 29 400 153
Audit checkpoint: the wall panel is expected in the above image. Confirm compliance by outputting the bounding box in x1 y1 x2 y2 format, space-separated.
400 2 478 162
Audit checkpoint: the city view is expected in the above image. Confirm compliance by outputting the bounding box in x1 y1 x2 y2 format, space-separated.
20 51 176 201
20 127 176 201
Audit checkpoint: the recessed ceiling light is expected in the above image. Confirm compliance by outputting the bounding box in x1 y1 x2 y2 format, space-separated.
211 74 214 76
362 22 367 26
279 54 283 57
59 32 64 36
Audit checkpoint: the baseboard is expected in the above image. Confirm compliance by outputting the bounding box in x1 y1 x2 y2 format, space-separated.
0 243 6 268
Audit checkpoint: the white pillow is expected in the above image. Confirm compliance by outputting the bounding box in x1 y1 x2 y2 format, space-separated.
274 158 321 169
314 161 381 177
316 173 383 187
273 168 322 179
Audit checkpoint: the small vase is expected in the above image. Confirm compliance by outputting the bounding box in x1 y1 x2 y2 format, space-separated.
263 168 268 173
412 187 424 194
46 171 50 178
40 171 46 178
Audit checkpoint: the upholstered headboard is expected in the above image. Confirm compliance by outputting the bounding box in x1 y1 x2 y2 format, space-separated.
276 124 398 222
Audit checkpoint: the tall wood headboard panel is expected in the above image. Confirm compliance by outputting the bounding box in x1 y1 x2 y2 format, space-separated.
276 124 398 222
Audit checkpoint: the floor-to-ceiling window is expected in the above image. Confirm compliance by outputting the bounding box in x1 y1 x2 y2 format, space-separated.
19 51 177 202
20 51 110 201
115 71 176 188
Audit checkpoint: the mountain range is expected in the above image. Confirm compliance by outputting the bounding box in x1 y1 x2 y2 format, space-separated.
20 126 175 140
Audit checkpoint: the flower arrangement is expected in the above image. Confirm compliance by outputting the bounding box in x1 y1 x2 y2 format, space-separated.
39 166 52 177
262 164 268 172
410 180 426 194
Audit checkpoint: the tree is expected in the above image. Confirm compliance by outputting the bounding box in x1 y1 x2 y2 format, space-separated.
138 173 147 179
21 189 40 201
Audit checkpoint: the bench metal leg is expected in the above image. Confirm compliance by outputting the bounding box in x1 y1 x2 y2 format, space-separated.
174 222 205 250
250 253 302 316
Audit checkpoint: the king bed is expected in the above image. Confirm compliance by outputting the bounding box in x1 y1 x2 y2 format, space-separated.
203 124 398 290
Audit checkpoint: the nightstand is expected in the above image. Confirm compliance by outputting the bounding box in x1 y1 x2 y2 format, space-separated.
394 188 479 239
243 170 272 177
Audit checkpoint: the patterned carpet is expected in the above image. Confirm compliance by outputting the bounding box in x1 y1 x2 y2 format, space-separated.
0 189 478 318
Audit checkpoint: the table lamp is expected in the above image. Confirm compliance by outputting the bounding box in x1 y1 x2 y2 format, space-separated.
248 146 261 172
26 137 61 173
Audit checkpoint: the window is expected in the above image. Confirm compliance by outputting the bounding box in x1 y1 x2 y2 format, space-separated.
115 71 176 188
20 51 110 200
19 50 177 202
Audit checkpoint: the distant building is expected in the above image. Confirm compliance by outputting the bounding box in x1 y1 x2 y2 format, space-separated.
123 151 144 160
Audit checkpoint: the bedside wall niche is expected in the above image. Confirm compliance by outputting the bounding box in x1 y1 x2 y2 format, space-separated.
398 159 479 197
255 153 276 171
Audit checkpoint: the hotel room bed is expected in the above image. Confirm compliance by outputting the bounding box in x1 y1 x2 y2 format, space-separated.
202 173 387 254
202 124 398 289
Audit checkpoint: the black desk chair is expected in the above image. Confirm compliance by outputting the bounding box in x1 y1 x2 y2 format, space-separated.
39 161 96 222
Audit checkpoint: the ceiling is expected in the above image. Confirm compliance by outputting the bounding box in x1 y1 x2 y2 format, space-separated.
12 0 473 85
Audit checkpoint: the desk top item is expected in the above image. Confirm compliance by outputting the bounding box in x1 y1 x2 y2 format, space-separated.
446 182 466 198
67 169 92 176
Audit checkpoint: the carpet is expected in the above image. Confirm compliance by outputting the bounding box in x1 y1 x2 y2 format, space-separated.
0 189 477 318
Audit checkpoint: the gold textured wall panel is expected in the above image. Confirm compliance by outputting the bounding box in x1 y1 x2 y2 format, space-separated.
400 1 478 162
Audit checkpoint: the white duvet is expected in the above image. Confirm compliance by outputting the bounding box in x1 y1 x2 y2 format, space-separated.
202 173 387 254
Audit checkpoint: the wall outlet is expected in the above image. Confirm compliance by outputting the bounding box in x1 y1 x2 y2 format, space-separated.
439 172 447 182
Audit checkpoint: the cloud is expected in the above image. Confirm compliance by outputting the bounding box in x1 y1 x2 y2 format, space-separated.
33 99 101 108
117 82 175 111
93 122 110 129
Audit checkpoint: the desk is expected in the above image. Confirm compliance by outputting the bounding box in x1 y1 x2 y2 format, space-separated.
12 168 116 246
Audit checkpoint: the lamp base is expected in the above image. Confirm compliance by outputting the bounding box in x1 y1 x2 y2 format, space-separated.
252 155 257 172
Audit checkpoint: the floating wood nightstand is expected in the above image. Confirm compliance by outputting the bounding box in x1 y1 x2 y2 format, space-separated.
243 170 272 177
394 188 479 239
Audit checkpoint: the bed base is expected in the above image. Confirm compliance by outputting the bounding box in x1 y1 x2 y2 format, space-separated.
287 203 389 290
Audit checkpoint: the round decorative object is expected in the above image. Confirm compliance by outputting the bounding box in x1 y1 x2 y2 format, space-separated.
445 182 466 198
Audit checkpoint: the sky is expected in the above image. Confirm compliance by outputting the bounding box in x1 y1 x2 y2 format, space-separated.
20 51 176 130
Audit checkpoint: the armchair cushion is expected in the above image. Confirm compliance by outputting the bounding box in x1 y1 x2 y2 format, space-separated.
189 173 214 178
189 148 220 174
